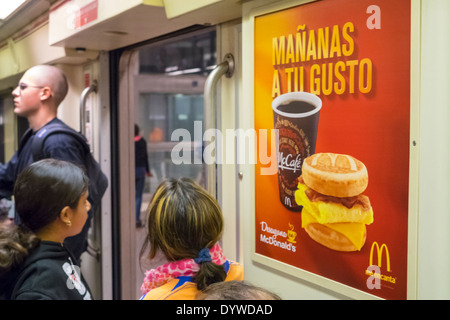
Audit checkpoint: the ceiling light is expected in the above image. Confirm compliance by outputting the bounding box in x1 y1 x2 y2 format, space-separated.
0 0 27 20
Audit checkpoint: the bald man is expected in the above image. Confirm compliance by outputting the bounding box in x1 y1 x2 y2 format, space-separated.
12 65 68 130
0 65 93 260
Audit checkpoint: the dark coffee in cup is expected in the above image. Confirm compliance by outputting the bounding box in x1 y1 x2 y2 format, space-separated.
272 92 321 211
277 101 316 114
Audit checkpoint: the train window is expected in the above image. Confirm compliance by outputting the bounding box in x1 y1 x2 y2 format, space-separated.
134 30 216 197
139 93 205 190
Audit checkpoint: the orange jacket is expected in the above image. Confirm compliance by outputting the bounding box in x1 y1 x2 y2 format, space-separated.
141 260 243 300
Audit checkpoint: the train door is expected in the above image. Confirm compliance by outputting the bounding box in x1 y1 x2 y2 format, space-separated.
115 22 241 299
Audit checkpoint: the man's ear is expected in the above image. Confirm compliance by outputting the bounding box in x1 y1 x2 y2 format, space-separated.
39 86 53 102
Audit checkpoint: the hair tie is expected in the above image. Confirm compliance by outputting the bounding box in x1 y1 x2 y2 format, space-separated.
194 247 212 264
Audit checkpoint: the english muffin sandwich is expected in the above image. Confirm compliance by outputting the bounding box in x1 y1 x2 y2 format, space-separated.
295 153 374 251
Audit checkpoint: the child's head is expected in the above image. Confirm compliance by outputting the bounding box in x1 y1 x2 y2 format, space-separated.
196 280 282 300
141 178 226 290
14 159 89 233
144 178 223 261
0 159 89 278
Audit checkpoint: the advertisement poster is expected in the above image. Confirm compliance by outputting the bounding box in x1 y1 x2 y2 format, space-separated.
254 0 410 299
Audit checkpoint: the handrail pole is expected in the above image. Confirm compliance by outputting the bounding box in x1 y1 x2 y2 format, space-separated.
203 54 234 197
80 80 98 136
79 80 100 260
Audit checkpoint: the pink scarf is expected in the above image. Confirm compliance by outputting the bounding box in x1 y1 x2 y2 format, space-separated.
140 243 226 295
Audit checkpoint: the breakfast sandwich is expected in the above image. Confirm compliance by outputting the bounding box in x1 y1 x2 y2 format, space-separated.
295 153 374 251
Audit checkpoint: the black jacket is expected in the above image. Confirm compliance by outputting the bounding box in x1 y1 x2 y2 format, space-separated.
0 118 86 201
0 241 92 300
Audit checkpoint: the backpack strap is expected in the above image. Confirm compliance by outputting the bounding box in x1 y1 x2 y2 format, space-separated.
32 124 90 161
17 128 34 156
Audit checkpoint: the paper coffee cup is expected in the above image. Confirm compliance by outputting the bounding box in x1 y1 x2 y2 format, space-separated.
272 92 322 211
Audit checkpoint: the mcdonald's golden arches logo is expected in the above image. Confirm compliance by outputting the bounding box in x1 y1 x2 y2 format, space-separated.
366 241 396 287
369 241 391 272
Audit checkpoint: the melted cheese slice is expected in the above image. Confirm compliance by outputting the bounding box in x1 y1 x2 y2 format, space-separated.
302 209 366 251
295 182 374 225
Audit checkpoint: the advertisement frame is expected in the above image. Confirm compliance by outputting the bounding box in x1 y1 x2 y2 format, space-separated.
246 0 420 300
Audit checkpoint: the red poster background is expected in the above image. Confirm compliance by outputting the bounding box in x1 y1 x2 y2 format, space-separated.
254 0 410 299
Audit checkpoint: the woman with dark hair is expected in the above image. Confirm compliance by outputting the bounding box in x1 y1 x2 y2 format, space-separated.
139 178 243 300
0 159 92 300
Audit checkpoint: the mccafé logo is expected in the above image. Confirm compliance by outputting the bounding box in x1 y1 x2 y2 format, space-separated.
278 152 303 173
365 241 396 289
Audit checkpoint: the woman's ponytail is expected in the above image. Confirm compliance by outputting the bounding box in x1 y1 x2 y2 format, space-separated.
194 261 227 291
193 247 226 290
0 223 40 278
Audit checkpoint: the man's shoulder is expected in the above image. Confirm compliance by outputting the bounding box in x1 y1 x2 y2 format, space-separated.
44 131 84 150
41 120 85 149
39 123 87 161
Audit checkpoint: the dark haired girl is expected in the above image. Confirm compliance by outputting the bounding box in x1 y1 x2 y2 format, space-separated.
0 159 92 300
